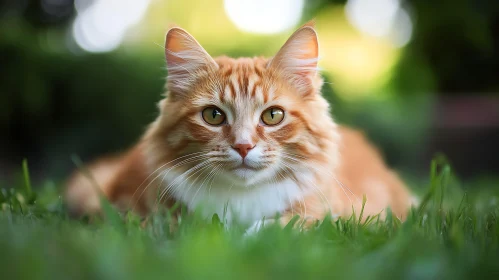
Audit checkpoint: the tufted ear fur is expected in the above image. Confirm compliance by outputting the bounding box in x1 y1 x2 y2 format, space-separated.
268 23 320 95
165 27 218 96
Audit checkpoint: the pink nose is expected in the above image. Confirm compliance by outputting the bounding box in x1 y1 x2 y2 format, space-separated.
232 143 255 159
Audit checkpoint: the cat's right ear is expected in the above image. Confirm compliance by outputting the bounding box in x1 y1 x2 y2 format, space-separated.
165 27 218 96
267 24 320 96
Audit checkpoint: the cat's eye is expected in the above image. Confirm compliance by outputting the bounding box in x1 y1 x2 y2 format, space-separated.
202 107 226 125
261 107 285 126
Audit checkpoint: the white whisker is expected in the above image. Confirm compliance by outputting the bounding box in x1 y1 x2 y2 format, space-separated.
155 160 211 209
130 152 207 211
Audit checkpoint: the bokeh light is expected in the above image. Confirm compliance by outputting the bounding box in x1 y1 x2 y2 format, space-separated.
72 0 151 53
345 0 413 47
224 0 304 34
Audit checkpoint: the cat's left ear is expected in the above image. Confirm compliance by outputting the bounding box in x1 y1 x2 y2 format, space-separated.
268 23 320 95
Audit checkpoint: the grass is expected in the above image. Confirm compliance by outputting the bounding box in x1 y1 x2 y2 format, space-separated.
1 157 499 280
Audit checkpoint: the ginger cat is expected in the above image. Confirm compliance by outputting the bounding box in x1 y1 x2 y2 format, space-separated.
65 23 413 228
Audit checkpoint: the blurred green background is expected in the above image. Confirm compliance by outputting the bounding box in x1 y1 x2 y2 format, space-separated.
0 0 498 185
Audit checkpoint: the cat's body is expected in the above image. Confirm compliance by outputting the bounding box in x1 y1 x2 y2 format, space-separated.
65 24 413 227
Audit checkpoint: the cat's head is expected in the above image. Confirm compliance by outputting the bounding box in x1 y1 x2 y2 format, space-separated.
146 23 338 188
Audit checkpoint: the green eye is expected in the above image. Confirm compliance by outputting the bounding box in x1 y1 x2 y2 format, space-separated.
261 107 285 126
202 107 226 125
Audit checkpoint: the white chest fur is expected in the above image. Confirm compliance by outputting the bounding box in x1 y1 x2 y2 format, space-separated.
159 168 306 224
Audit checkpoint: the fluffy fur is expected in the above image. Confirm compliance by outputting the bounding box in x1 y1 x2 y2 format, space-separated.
65 24 413 227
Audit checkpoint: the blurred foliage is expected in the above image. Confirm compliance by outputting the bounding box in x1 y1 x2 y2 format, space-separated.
404 0 499 93
0 22 165 178
307 0 499 94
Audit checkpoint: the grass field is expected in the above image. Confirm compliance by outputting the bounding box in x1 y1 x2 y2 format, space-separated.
1 158 499 280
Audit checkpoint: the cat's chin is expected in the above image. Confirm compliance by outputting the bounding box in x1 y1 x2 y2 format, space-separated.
224 166 279 188
232 167 257 180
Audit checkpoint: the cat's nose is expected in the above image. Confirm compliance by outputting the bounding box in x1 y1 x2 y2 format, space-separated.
232 143 255 159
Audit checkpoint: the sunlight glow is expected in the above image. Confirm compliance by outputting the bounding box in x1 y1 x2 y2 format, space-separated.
314 6 401 99
72 0 151 53
224 0 305 34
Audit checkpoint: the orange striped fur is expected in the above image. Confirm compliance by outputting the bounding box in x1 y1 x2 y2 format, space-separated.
65 24 413 227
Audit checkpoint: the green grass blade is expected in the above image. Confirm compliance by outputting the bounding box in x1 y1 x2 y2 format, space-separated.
22 159 33 202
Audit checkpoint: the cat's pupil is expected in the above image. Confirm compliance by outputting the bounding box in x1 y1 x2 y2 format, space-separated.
270 109 275 119
212 109 218 119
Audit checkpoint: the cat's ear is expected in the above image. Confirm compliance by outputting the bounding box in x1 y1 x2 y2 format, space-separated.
165 27 218 96
268 24 320 95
